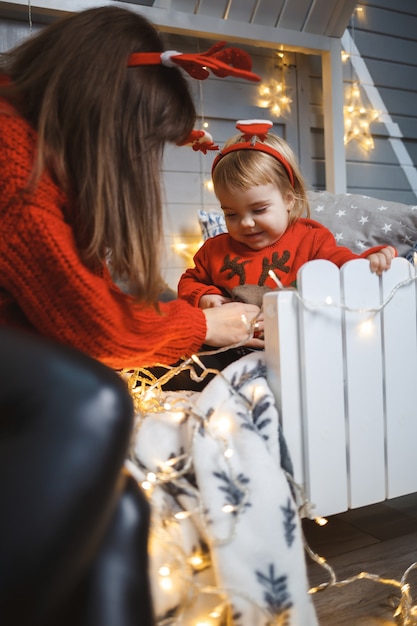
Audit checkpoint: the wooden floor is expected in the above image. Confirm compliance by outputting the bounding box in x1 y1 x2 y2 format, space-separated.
302 492 417 625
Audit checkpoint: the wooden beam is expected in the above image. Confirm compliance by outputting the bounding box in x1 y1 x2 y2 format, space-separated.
322 37 346 193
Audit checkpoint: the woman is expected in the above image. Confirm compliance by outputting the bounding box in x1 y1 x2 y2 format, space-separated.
0 6 262 371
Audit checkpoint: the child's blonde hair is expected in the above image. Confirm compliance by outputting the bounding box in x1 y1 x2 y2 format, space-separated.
212 131 310 223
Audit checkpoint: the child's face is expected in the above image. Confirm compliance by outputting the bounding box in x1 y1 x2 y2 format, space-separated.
216 182 293 250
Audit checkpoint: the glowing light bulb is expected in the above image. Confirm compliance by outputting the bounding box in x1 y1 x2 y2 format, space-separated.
158 565 171 577
171 410 186 424
213 415 232 434
359 318 374 336
143 389 156 402
174 510 191 520
210 610 222 618
189 554 203 568
159 576 173 591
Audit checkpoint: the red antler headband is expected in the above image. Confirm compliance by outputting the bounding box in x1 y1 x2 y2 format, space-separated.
211 119 295 187
177 129 219 153
128 41 261 82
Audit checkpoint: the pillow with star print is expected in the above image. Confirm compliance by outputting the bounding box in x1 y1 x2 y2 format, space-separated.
197 191 417 257
307 191 417 257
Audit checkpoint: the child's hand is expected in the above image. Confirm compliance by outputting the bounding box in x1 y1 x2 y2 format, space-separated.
367 246 396 275
199 294 232 309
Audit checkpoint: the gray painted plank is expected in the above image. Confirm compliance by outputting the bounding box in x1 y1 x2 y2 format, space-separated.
343 58 417 92
250 0 286 27
227 0 258 23
276 0 314 32
355 5 417 41
194 0 231 19
347 161 410 189
352 30 417 66
171 0 198 11
361 0 417 16
304 0 356 37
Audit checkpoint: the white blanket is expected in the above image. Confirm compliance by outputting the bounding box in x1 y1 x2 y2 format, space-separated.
131 351 318 625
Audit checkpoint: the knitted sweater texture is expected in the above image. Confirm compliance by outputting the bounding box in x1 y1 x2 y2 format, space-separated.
0 98 206 369
178 219 387 306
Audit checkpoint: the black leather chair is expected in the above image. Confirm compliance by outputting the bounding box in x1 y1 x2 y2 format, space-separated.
0 328 154 626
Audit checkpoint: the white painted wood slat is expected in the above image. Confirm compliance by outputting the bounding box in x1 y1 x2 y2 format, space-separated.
264 290 304 486
341 259 385 509
382 258 417 498
297 260 348 516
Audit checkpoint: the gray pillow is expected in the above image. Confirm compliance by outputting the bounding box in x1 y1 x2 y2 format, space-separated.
307 190 417 257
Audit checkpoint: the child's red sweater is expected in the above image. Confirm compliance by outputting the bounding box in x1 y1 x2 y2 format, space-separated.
178 221 391 306
0 97 206 369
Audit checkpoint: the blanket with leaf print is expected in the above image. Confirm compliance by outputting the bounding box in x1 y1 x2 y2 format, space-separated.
130 351 318 625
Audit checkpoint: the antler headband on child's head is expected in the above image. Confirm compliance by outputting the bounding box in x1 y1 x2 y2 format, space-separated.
211 119 295 187
128 41 261 82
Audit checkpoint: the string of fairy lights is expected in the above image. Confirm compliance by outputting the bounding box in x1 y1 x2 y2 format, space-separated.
123 269 417 626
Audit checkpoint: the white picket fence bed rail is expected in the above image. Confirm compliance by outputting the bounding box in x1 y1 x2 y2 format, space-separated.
264 257 417 518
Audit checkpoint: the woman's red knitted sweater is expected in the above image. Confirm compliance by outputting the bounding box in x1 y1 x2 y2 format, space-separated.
0 98 207 370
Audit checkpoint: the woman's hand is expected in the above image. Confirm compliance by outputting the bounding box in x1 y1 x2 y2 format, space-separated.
199 294 232 308
203 302 264 349
367 245 396 275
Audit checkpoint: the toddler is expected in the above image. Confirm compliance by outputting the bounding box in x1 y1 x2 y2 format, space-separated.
178 120 396 315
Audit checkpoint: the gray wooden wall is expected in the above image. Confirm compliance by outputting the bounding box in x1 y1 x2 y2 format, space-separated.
1 1 417 288
339 0 417 204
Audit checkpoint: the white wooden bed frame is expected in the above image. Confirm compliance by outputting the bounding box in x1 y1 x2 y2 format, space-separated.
264 257 417 517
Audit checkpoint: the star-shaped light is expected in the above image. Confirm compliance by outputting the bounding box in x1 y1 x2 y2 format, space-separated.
258 78 292 118
344 82 379 151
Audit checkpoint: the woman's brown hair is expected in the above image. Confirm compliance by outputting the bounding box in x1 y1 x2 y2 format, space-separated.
0 6 196 303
